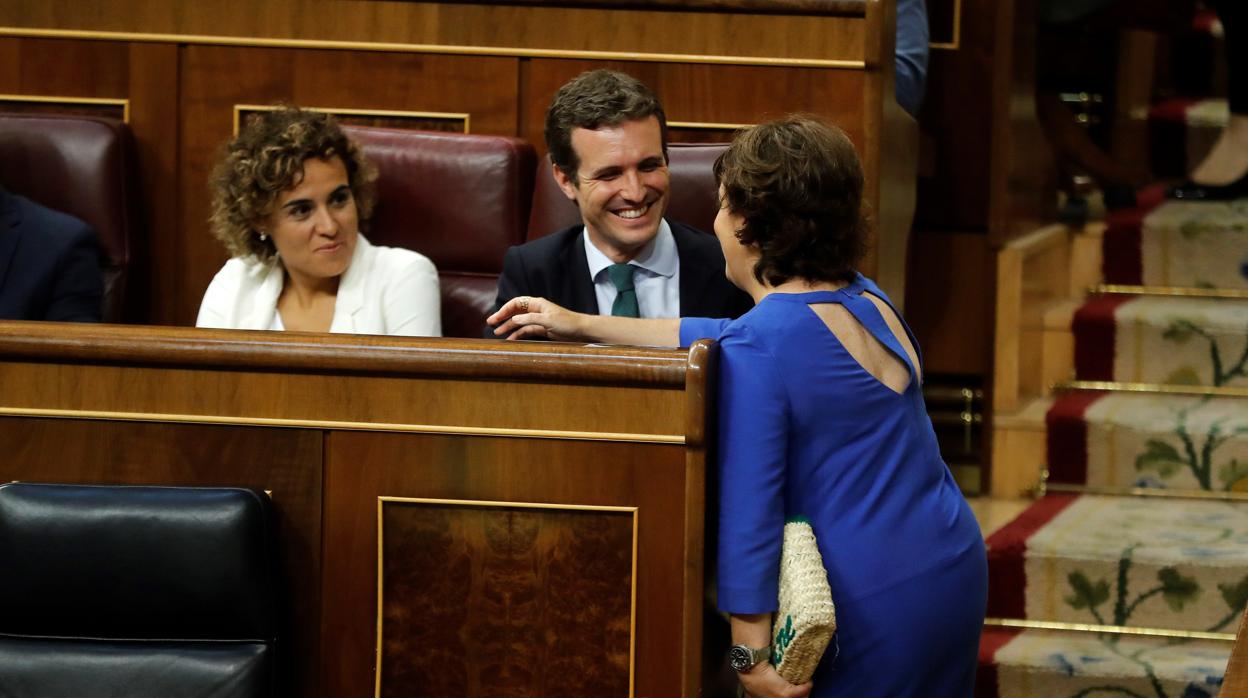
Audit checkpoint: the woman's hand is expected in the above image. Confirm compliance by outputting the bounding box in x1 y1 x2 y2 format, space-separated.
738 664 813 698
488 295 586 341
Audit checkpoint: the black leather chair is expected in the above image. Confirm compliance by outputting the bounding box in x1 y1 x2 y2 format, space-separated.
0 483 278 698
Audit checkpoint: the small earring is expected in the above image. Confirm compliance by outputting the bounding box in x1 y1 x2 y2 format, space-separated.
258 231 268 242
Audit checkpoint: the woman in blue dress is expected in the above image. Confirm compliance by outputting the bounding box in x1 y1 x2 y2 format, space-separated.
489 115 988 697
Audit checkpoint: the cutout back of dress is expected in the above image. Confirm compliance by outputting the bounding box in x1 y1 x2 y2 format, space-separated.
807 291 921 396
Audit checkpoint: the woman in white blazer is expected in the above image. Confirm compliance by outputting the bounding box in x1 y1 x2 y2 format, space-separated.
196 107 441 336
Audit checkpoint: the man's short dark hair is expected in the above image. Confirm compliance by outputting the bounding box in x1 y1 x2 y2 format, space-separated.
544 69 668 181
714 115 867 286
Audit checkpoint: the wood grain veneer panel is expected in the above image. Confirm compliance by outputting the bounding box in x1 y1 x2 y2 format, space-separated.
0 416 324 698
520 58 865 158
0 362 686 437
322 431 689 698
378 500 634 695
0 0 866 64
177 45 520 325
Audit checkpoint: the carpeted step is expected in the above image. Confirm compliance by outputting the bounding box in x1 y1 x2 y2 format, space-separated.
1072 295 1248 387
978 625 1231 698
1048 392 1248 491
1103 192 1248 289
986 494 1248 632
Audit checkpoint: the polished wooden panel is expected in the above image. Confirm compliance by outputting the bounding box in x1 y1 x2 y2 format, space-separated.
904 231 991 375
178 45 520 324
0 0 867 64
1224 608 1248 696
0 417 323 698
324 432 687 698
521 59 865 152
0 323 712 697
378 499 634 695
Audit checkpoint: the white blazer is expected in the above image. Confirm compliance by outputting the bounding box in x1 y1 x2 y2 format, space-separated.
196 234 441 336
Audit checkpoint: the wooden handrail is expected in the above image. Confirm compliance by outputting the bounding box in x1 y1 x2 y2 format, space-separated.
0 321 698 387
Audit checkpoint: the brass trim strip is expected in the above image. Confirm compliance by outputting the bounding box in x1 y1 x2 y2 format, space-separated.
985 617 1236 642
0 93 130 122
1058 380 1248 399
1044 482 1248 503
668 120 754 131
929 0 962 50
0 27 868 69
375 496 639 697
1093 284 1248 300
0 407 686 444
233 103 471 136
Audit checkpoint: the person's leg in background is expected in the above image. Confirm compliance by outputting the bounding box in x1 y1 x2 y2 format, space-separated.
1181 0 1248 194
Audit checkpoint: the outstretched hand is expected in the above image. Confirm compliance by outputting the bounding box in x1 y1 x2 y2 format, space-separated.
487 295 585 341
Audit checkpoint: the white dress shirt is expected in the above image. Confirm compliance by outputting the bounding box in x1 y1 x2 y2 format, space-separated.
582 219 680 318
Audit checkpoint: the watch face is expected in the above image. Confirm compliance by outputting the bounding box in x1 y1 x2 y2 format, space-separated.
728 645 752 672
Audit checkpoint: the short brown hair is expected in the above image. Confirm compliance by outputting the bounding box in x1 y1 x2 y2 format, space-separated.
209 106 377 263
714 115 867 286
544 69 668 180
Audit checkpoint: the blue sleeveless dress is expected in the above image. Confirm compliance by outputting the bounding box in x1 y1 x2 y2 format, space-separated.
681 274 987 697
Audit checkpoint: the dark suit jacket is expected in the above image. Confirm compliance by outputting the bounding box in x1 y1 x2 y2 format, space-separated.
0 188 104 322
488 220 753 338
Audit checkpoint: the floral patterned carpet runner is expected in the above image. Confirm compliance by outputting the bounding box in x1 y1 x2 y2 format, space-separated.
983 187 1248 696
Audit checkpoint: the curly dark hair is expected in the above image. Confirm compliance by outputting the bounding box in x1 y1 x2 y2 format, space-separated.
544 69 668 181
713 115 867 286
209 106 377 263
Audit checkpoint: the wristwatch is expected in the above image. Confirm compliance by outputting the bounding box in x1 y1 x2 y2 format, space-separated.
728 643 771 673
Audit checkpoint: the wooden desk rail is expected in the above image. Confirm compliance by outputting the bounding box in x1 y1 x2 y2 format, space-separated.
0 322 716 697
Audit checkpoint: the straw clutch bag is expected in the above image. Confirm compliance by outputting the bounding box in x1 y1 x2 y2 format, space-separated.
772 516 836 684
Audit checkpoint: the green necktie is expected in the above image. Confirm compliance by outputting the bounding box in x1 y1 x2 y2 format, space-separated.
608 263 639 318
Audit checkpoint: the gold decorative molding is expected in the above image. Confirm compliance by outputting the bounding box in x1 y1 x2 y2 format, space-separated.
375 496 639 697
1057 380 1248 399
1044 482 1248 503
1094 283 1248 300
667 120 754 132
0 93 130 122
928 0 961 50
985 617 1236 642
0 407 686 444
233 104 471 136
0 27 868 70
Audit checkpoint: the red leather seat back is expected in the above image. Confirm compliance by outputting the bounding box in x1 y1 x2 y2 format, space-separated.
345 127 535 338
526 142 728 241
0 113 141 323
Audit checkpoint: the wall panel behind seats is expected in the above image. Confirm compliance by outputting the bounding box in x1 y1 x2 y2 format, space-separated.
0 37 181 324
176 45 521 325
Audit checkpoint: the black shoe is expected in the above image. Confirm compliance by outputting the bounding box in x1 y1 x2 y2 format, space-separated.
1167 170 1248 201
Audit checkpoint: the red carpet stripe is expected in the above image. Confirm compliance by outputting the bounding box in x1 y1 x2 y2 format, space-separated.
1046 390 1107 485
1073 294 1136 381
985 494 1081 620
976 625 1023 698
1103 184 1168 285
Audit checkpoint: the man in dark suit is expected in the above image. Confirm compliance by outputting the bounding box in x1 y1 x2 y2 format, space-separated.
487 70 751 338
0 186 103 322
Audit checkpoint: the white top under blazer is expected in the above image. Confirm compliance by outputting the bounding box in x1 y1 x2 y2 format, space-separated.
196 234 441 337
